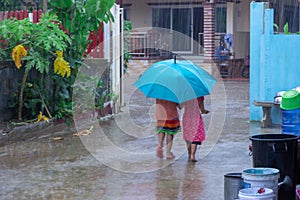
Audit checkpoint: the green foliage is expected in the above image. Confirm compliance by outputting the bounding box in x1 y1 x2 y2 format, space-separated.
49 0 115 62
123 20 132 71
8 81 48 120
0 13 71 69
72 71 115 111
22 83 43 118
0 0 24 11
283 23 290 34
33 15 71 51
72 71 99 111
0 0 115 124
24 51 50 74
273 23 279 33
48 0 115 123
274 22 300 34
0 18 33 54
0 13 71 121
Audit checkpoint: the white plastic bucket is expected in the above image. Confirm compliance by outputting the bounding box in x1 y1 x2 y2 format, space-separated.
242 168 280 200
239 187 274 200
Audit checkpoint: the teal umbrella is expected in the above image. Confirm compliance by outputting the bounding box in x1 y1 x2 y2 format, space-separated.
133 58 217 103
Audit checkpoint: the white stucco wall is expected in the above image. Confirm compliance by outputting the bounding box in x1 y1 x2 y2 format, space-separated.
127 0 152 28
226 1 250 59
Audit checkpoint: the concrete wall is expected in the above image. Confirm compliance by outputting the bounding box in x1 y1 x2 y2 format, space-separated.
0 59 112 123
125 0 151 28
250 2 300 124
0 61 37 122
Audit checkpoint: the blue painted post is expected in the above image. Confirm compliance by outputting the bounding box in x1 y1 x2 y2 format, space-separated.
250 2 266 121
260 9 274 101
250 2 300 124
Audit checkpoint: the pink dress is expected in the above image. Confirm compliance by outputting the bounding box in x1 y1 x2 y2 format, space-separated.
182 97 206 143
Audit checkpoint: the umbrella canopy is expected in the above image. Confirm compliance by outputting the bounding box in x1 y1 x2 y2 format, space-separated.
133 59 217 103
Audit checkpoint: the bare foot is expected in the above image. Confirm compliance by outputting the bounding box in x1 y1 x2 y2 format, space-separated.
156 146 163 158
166 152 175 159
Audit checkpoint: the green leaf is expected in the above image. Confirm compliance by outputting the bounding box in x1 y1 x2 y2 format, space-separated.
49 0 73 9
283 22 290 34
59 88 70 99
273 24 279 33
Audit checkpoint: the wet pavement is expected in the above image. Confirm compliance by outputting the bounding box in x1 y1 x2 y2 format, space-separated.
0 60 282 200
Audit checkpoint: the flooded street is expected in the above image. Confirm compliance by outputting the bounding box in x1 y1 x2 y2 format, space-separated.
0 61 281 199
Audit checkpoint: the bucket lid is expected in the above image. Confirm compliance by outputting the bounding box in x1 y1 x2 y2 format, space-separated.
224 172 242 178
280 90 300 110
239 187 274 197
282 90 299 98
242 168 280 177
250 133 298 141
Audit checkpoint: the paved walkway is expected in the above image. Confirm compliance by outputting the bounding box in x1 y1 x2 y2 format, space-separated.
0 60 281 200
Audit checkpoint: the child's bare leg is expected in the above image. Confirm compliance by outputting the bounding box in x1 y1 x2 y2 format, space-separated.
166 134 175 159
156 132 165 158
190 144 198 162
186 142 191 160
158 132 165 148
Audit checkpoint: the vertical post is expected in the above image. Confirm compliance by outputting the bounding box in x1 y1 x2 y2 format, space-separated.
92 31 97 58
33 9 37 23
9 11 14 19
23 10 28 18
37 10 42 22
203 2 215 62
119 8 124 106
249 2 268 121
14 11 19 19
99 26 104 58
19 10 25 20
42 0 48 13
0 11 4 21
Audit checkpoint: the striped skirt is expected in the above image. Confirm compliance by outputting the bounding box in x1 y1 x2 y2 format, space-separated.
156 117 180 135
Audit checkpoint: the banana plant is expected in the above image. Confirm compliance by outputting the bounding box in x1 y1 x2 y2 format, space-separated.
48 0 115 123
49 0 115 66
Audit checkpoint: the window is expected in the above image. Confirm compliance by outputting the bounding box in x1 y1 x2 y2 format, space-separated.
152 8 171 29
215 7 226 33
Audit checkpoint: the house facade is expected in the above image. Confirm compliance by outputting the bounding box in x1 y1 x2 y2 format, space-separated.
120 0 251 61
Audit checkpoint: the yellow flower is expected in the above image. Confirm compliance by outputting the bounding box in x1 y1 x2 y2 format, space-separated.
54 51 71 78
37 111 49 122
12 44 27 69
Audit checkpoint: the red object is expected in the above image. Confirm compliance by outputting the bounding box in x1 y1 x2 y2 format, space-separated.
85 25 104 58
14 11 19 19
19 10 25 20
257 188 265 194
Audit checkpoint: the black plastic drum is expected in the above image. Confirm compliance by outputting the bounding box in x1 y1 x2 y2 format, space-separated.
250 134 298 200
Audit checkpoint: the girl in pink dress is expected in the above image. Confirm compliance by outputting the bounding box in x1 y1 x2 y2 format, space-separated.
182 96 209 162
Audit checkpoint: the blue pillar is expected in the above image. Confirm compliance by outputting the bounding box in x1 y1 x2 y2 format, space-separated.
250 2 267 121
260 9 274 101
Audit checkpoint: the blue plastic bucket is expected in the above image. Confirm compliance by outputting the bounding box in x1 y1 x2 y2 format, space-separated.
281 108 300 137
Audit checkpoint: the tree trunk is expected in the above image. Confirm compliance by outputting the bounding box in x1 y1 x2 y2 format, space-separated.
18 69 29 121
43 0 48 13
